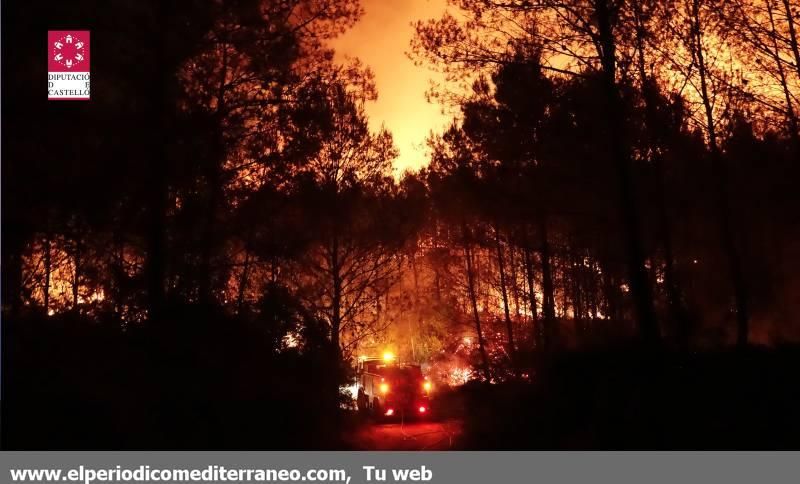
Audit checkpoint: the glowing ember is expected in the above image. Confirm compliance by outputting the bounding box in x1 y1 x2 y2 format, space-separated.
283 332 300 349
449 367 473 386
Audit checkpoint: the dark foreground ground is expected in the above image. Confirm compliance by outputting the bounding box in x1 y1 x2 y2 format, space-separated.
4 312 800 449
343 418 464 450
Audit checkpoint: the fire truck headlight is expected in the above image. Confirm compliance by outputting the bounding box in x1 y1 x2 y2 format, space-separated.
380 383 389 394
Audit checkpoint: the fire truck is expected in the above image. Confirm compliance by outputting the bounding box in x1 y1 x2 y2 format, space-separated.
355 352 433 419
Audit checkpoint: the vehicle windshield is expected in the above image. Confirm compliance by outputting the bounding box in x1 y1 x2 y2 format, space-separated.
379 366 422 380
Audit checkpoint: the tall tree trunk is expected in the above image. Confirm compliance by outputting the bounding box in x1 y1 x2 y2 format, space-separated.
72 239 81 311
330 235 342 362
113 229 125 323
411 250 422 362
539 217 557 350
522 230 540 346
595 0 660 347
199 162 222 305
508 244 522 320
589 263 599 322
494 225 517 373
237 250 251 315
146 3 172 324
43 234 52 315
691 0 750 347
327 232 345 415
463 224 491 380
633 2 687 343
571 248 584 342
603 267 619 322
200 44 229 306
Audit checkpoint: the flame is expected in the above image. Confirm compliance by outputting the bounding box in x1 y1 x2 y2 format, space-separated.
449 367 473 386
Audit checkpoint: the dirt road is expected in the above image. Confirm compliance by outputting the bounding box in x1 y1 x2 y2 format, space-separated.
344 419 463 450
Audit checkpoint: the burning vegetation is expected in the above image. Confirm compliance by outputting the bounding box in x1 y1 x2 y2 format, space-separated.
3 0 800 449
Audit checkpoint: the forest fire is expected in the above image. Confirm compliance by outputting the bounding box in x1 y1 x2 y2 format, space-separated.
4 0 800 451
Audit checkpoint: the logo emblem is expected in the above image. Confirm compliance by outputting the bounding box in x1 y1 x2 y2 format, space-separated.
52 33 87 69
48 31 90 100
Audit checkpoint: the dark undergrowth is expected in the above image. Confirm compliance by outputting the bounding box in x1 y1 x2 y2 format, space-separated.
2 307 343 450
458 346 800 449
6 308 800 449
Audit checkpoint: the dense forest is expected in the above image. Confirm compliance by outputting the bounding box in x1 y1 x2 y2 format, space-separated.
3 0 800 449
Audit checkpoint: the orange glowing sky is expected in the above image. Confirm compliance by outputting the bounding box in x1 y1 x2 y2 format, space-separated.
331 0 450 174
